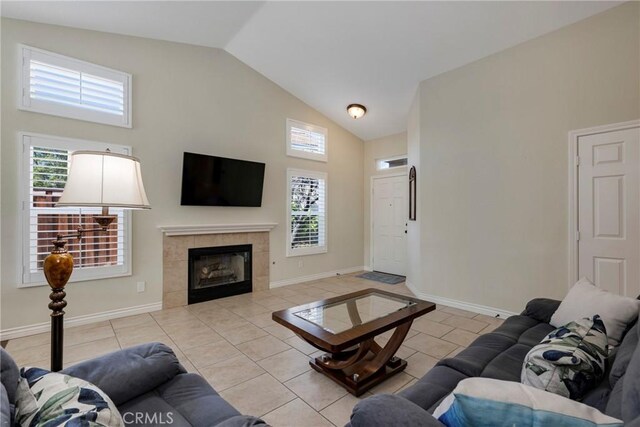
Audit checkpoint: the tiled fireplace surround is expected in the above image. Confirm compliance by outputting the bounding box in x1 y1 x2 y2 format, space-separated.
162 230 271 309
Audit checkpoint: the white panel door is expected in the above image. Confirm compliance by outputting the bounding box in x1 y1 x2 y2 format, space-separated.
372 175 407 276
578 127 640 297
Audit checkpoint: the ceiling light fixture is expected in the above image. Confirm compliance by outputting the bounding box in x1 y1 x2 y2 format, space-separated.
347 104 367 119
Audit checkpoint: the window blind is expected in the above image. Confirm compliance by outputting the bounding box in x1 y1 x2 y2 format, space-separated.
286 119 328 162
288 171 327 255
26 144 127 279
20 45 132 128
30 60 125 116
290 126 326 156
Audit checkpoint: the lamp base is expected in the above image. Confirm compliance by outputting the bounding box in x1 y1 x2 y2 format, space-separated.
43 237 73 372
50 308 65 372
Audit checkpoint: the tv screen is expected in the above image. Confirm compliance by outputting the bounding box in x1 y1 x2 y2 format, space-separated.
180 152 265 207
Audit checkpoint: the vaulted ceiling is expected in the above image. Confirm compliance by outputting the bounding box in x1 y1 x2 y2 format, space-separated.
1 1 622 140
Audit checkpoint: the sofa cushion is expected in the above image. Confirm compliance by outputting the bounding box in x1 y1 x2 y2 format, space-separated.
610 323 639 389
438 346 504 378
518 323 558 347
433 378 623 427
0 348 20 404
622 326 640 424
550 278 640 345
15 367 123 427
522 315 608 400
400 314 555 412
118 373 243 427
117 392 191 426
521 298 562 324
400 366 469 413
61 342 185 407
482 344 534 382
581 378 612 414
606 376 625 420
350 394 445 427
490 315 542 341
1 384 12 427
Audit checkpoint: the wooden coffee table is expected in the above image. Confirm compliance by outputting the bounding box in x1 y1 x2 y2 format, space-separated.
272 288 435 396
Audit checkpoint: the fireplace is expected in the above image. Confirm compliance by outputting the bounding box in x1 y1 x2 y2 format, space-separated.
188 244 252 304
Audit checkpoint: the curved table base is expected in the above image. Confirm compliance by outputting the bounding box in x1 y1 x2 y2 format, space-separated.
305 321 413 396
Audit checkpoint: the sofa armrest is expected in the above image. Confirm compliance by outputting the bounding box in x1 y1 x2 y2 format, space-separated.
521 298 561 324
61 342 186 406
349 394 445 427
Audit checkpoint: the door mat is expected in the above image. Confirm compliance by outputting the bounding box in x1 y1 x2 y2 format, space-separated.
356 271 406 285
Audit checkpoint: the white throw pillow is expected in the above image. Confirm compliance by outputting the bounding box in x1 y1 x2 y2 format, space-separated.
433 378 622 427
550 277 639 346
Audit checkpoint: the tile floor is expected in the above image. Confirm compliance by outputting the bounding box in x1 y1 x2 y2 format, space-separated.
4 273 503 427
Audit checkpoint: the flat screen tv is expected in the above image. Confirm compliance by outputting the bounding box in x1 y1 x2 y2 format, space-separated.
180 152 265 207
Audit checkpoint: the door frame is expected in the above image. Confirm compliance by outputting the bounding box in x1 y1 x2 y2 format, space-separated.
567 119 640 288
370 172 408 273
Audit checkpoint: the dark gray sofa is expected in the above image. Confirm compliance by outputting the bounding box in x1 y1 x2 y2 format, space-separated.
0 342 265 426
349 298 640 427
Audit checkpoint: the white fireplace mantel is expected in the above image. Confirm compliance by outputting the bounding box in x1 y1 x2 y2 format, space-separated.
158 223 278 236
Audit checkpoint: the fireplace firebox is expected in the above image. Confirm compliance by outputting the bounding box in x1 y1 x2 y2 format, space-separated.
188 245 252 304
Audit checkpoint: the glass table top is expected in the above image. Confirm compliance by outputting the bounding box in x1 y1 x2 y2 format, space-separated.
293 293 416 334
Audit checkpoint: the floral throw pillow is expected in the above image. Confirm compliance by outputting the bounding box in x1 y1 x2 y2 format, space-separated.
14 367 123 427
521 315 608 400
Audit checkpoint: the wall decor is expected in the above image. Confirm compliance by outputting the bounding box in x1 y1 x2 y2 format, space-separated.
409 166 416 221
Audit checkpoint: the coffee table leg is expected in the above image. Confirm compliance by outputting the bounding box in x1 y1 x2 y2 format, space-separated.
310 321 413 396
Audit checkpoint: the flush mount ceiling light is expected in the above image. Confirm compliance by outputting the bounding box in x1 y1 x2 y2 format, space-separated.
347 104 367 119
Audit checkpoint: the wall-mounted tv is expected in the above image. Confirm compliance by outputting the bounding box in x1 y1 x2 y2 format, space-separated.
180 152 265 207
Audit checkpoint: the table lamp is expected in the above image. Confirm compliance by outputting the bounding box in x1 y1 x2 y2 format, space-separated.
44 150 150 371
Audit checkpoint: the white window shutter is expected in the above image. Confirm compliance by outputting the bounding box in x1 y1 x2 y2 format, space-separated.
21 133 132 286
20 45 132 128
287 169 328 257
286 119 328 162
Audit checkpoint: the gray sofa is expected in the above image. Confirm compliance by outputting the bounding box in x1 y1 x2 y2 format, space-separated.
0 342 265 426
349 298 640 427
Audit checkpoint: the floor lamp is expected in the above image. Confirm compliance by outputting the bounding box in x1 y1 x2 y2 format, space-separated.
44 150 150 371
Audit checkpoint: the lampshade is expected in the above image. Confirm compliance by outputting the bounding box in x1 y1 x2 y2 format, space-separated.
346 103 367 119
56 150 151 209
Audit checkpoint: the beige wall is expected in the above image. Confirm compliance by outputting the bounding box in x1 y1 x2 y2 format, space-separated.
406 94 422 289
0 18 364 332
363 132 407 268
408 2 640 314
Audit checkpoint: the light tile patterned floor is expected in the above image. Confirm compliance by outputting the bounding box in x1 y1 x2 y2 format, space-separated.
4 273 503 427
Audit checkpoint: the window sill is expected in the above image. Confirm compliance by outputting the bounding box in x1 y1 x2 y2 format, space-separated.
286 247 328 257
19 270 132 288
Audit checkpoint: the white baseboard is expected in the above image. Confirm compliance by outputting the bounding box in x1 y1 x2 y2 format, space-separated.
363 266 373 272
0 302 163 341
270 266 366 288
405 281 517 319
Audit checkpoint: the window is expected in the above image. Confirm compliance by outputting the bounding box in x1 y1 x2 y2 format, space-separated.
376 155 408 171
286 119 328 162
20 133 132 286
287 169 327 256
19 45 132 128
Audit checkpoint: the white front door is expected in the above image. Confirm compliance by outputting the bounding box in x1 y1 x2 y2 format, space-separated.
578 127 640 297
372 175 407 276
